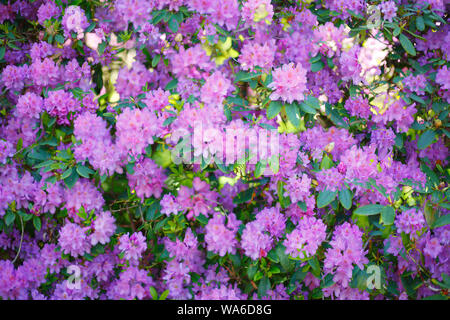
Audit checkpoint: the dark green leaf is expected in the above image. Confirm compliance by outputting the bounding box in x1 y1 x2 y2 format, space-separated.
317 190 338 208
339 188 353 210
33 216 41 231
417 130 436 150
285 103 300 127
399 34 416 56
311 60 324 72
432 214 450 229
61 167 73 180
64 168 79 189
76 165 95 178
381 206 395 225
152 54 161 67
354 204 384 216
234 71 261 83
258 276 271 298
233 188 254 204
55 34 65 44
5 212 15 226
267 101 282 119
168 16 179 33
165 78 178 90
416 16 425 32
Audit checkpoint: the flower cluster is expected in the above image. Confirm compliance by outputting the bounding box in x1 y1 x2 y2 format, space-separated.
0 0 448 302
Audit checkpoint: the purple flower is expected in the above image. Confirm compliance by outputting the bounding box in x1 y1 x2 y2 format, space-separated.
160 194 181 216
268 63 307 103
284 216 327 259
379 0 398 22
90 211 116 246
395 209 426 237
127 159 166 200
62 5 89 38
118 232 147 264
58 221 91 258
241 220 273 260
37 1 61 25
205 213 240 256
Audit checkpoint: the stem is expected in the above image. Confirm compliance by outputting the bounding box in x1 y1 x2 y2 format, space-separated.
12 216 24 264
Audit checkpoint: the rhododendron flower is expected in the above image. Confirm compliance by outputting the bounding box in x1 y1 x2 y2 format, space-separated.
268 63 307 103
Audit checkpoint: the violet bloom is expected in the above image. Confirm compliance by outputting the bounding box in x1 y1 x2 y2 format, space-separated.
176 177 218 220
284 216 327 259
118 232 147 265
62 5 89 38
90 211 116 246
58 221 91 258
127 158 166 200
205 213 239 256
395 209 426 237
241 220 273 260
161 194 181 216
268 63 307 104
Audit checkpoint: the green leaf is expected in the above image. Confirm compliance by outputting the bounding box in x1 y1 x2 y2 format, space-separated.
416 16 425 32
381 206 396 225
97 41 107 55
149 287 158 300
5 212 15 226
247 264 258 280
417 130 436 150
55 34 65 44
267 101 282 119
304 96 320 110
233 188 254 204
311 60 324 72
320 154 333 170
77 207 87 220
317 190 338 208
399 33 416 56
151 54 161 67
267 250 279 263
165 78 178 90
76 165 95 178
422 294 448 300
308 256 321 277
163 116 176 126
0 46 5 60
16 138 23 152
276 245 294 272
151 11 165 24
64 168 79 189
159 289 170 300
234 71 261 83
321 273 335 288
393 24 401 37
61 167 73 180
33 216 41 232
86 22 96 33
34 160 55 169
339 188 353 210
168 16 179 33
432 214 450 229
354 204 384 216
409 93 426 105
285 103 300 127
258 276 271 298
299 101 316 114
